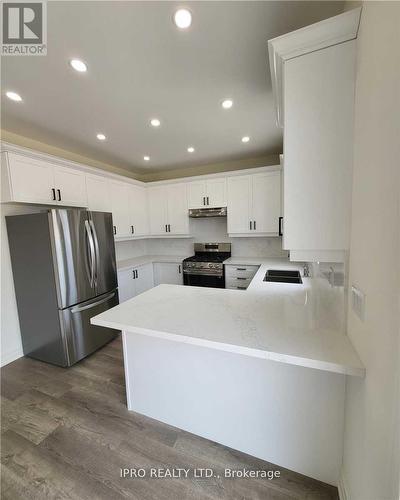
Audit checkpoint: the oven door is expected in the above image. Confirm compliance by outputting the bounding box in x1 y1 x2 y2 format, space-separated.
183 272 225 288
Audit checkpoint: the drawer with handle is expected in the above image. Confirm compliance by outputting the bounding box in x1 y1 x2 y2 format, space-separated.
225 276 253 289
225 264 259 280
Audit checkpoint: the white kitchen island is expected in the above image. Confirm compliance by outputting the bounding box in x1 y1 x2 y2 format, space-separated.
91 261 363 486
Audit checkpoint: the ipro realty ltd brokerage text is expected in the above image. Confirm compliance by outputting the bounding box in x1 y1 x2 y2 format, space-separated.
120 468 281 480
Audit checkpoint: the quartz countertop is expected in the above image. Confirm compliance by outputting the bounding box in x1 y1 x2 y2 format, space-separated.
92 258 364 377
117 255 190 271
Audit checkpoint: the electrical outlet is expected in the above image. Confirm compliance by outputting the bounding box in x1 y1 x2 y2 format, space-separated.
351 285 365 321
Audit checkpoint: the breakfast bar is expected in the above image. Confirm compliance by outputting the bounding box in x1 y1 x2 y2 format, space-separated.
91 265 364 486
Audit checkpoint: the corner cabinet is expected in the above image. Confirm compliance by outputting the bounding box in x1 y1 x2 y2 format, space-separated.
148 183 189 236
268 8 361 262
1 152 87 207
153 262 183 285
227 171 281 236
187 177 226 208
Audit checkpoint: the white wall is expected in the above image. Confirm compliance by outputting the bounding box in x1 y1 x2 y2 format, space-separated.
1 204 44 365
341 3 400 499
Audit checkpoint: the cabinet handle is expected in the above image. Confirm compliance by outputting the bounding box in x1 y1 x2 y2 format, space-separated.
132 270 135 279
249 221 252 230
203 197 206 206
165 224 168 233
51 188 56 201
207 196 209 205
135 270 138 279
253 220 256 230
57 189 61 201
237 277 247 280
279 217 283 236
236 268 246 271
113 225 117 235
131 225 134 234
237 286 247 290
178 265 181 274
168 224 171 232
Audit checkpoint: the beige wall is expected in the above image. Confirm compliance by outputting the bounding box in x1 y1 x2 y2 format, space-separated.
342 3 400 499
1 129 280 183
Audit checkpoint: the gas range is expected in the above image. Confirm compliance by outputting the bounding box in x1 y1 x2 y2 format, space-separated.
183 243 231 286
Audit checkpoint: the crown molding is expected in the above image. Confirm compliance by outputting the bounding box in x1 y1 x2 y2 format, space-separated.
268 7 362 127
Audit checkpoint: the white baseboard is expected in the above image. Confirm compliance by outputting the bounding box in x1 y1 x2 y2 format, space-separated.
338 470 350 500
1 347 23 367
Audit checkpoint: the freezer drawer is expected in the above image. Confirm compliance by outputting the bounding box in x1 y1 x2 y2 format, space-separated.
60 289 119 366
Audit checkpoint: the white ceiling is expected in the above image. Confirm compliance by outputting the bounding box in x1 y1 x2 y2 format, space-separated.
2 1 344 174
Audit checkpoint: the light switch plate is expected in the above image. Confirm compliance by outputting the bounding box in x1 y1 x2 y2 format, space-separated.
351 285 365 321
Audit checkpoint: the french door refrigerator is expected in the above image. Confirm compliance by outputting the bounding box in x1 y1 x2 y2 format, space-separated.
6 209 119 366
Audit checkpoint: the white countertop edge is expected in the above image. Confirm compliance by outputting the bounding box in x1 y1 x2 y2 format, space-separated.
117 255 190 271
91 318 365 377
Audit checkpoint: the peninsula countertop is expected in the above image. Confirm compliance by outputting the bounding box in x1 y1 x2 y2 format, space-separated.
116 255 190 271
92 259 364 377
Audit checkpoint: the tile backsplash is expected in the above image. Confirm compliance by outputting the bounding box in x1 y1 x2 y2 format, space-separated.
115 217 288 260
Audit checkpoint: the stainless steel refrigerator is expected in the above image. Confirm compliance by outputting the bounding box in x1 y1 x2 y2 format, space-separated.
6 209 119 366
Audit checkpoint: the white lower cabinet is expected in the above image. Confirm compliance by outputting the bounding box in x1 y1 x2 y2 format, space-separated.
153 262 183 286
225 265 259 290
118 263 154 302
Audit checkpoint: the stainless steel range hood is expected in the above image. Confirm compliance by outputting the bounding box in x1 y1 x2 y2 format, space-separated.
189 207 227 218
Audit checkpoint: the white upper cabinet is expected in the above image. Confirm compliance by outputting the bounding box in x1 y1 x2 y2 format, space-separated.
128 184 148 236
251 171 281 234
268 8 360 261
148 184 189 236
109 181 130 238
187 177 226 208
148 186 167 235
166 183 189 234
1 153 87 207
227 175 252 233
53 166 87 207
86 174 111 212
2 153 55 205
227 171 281 236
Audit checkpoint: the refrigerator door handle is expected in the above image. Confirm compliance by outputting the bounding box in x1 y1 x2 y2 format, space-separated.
84 220 96 288
89 218 100 287
70 291 116 313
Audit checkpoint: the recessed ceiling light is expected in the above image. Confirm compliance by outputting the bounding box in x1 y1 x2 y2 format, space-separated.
6 91 22 102
144 156 150 161
187 147 195 153
69 59 88 72
241 136 250 143
96 133 106 141
174 9 192 29
150 118 161 127
222 99 233 109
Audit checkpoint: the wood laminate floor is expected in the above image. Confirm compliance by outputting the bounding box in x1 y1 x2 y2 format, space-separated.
1 335 339 500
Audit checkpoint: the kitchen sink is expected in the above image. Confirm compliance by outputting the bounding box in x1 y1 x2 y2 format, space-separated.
263 269 303 284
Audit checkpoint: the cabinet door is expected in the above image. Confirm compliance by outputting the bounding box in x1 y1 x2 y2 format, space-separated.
206 178 226 207
86 175 110 212
129 185 148 236
148 186 168 235
7 153 55 204
227 176 252 234
134 263 154 295
153 262 183 285
54 167 87 207
109 181 130 238
187 180 207 209
117 268 135 302
167 183 189 234
251 171 281 234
